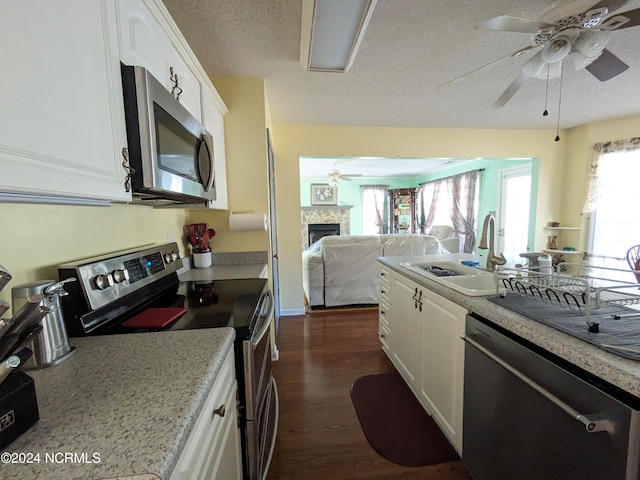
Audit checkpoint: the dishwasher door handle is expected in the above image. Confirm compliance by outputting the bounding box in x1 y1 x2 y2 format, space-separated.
461 333 616 435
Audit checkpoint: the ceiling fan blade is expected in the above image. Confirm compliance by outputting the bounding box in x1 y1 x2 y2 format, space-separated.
492 70 532 108
588 0 629 14
585 48 629 80
435 45 539 91
477 15 556 33
602 7 640 29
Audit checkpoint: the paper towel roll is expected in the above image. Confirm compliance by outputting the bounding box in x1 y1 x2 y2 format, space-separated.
229 213 267 231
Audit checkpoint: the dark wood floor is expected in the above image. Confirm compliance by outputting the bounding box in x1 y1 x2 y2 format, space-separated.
267 309 472 480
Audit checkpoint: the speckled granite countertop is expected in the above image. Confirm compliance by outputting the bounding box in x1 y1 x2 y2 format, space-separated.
179 251 268 281
2 328 235 480
379 255 640 400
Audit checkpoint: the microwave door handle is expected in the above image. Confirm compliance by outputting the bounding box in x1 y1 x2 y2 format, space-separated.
200 135 216 192
194 135 215 192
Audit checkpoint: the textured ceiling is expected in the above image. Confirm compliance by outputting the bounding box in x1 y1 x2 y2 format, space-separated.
163 0 640 131
298 156 474 179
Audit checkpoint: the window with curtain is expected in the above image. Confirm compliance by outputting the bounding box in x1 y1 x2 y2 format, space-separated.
416 170 480 253
362 185 388 234
583 137 640 278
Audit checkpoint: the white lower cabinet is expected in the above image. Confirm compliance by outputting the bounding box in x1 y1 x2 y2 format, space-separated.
416 287 466 453
171 349 242 480
380 267 466 454
389 273 420 385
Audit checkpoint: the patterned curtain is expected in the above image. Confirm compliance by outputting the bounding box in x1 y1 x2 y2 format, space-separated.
362 185 388 234
416 180 443 233
447 170 480 253
582 137 640 215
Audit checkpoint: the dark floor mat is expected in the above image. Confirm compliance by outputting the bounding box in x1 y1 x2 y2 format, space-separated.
350 371 459 467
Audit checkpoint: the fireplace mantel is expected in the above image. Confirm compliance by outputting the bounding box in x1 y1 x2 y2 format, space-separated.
300 206 353 250
301 205 353 210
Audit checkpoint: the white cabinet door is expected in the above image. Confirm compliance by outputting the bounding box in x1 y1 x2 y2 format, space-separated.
171 350 242 480
0 1 130 202
389 273 420 385
417 288 466 453
116 0 201 120
201 87 228 210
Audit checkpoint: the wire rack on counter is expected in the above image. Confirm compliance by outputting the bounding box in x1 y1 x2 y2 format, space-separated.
494 263 640 332
488 264 640 360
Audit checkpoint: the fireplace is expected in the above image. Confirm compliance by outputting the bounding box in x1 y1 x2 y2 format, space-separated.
308 223 340 246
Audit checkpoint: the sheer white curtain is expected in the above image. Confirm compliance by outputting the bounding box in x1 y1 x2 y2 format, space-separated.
582 137 640 270
416 180 443 233
417 170 481 252
362 185 388 234
447 171 480 253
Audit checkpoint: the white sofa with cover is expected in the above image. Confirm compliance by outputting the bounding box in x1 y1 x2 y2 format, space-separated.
302 234 448 308
427 225 460 253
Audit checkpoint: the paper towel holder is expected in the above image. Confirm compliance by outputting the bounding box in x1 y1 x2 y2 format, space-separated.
228 211 268 232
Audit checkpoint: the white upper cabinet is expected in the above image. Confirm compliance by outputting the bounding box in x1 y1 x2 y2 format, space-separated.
201 87 229 210
0 1 131 202
117 0 202 121
0 0 227 207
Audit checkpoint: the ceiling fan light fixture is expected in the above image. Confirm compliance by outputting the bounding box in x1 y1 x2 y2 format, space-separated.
541 36 572 63
574 30 609 56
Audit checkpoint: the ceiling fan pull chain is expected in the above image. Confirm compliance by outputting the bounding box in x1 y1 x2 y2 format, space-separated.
555 61 564 142
543 64 550 117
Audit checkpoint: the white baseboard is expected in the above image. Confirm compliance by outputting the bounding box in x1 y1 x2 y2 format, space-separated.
280 308 306 316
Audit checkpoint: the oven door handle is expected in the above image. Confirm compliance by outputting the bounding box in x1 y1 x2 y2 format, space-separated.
260 377 279 480
461 333 616 435
251 292 274 347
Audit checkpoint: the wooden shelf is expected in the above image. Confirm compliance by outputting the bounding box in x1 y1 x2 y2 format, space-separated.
544 226 579 230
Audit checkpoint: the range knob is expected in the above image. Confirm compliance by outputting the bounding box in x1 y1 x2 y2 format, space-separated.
165 252 180 263
94 273 114 290
112 268 129 284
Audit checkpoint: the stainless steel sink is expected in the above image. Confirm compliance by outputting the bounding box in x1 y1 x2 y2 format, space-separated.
400 260 498 296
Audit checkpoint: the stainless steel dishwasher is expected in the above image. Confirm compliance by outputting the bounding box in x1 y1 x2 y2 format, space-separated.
462 314 640 480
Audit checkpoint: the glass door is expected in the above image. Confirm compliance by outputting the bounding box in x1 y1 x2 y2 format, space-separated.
497 165 532 265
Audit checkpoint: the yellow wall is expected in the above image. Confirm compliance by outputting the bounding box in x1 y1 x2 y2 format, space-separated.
271 124 567 312
0 203 188 308
187 77 271 253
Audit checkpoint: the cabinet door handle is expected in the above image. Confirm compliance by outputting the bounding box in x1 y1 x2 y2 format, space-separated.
213 404 226 418
380 310 385 315
381 289 386 294
381 271 386 276
169 66 183 100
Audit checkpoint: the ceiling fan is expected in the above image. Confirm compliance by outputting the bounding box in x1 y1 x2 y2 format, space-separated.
445 0 640 108
325 163 363 186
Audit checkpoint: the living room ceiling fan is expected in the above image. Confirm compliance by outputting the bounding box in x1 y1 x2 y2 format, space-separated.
326 163 363 186
443 0 640 108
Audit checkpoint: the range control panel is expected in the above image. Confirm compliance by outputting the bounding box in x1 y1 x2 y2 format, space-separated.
58 243 183 311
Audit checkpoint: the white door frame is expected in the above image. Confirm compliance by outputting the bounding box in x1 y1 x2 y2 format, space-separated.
497 164 533 263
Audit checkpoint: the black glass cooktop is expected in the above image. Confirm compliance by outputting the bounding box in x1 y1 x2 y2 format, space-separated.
168 278 268 337
94 278 268 339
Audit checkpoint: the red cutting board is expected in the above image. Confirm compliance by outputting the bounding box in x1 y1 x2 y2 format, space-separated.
121 307 186 329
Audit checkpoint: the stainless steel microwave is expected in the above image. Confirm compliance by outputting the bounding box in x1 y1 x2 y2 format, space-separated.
121 64 215 205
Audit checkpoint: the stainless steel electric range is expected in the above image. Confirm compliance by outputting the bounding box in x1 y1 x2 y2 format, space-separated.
56 242 278 480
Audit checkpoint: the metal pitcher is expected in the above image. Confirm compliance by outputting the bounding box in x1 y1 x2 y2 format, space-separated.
11 278 76 368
